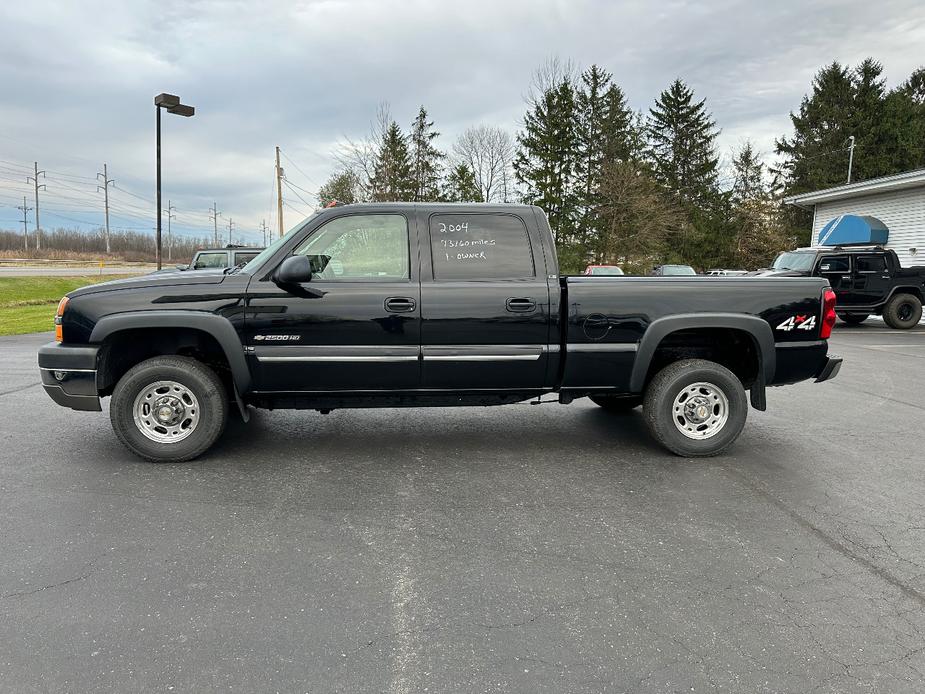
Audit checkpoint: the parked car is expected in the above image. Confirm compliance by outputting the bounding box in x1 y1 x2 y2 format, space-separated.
39 203 840 462
173 245 264 272
583 264 624 276
753 245 925 329
651 264 697 276
707 269 749 277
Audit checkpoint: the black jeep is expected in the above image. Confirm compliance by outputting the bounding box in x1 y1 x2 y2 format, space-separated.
756 245 925 329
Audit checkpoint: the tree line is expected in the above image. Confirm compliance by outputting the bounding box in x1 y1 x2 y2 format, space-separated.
320 58 925 273
0 227 211 263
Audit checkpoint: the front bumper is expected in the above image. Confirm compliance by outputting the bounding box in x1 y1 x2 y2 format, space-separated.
37 342 101 411
814 354 842 383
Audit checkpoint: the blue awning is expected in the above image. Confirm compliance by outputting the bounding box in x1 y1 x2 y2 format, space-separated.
818 215 889 246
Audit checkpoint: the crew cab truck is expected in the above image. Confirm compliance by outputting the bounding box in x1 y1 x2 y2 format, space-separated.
39 203 842 462
763 245 925 329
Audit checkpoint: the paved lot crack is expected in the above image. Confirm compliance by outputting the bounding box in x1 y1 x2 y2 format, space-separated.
719 463 925 607
0 382 41 397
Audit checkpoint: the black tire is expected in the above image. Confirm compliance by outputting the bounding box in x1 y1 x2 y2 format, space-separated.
642 359 747 457
837 313 869 325
109 356 228 463
588 395 642 412
883 293 922 330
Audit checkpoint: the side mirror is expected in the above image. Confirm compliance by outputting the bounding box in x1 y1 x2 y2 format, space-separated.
175 264 188 271
276 255 313 284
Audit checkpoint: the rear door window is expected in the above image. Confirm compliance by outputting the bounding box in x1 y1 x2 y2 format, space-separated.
430 214 535 280
233 251 260 266
855 255 887 273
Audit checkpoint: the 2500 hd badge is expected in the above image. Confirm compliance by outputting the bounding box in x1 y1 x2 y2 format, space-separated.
39 203 842 463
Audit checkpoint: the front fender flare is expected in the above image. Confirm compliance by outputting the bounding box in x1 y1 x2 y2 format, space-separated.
89 310 251 393
628 313 775 393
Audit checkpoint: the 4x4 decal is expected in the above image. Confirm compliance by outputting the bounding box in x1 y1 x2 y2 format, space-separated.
776 315 817 332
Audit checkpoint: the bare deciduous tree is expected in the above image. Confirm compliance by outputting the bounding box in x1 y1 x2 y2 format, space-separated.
334 102 392 202
452 125 515 203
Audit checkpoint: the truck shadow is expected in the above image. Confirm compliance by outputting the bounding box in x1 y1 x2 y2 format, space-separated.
210 404 674 474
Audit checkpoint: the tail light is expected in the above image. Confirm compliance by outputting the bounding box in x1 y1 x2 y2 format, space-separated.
54 296 69 343
820 288 837 339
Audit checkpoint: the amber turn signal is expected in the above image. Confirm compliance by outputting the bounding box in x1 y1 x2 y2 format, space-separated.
54 296 69 342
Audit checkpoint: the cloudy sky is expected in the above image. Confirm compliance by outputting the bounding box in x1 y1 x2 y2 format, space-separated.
1 0 923 244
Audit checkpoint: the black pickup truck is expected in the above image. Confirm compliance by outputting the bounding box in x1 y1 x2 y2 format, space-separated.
758 246 925 329
39 203 841 462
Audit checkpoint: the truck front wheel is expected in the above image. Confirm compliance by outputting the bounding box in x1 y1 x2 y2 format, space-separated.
109 356 228 463
883 293 922 329
643 359 747 457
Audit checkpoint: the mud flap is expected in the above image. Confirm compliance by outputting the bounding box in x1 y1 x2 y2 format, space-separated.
749 372 767 411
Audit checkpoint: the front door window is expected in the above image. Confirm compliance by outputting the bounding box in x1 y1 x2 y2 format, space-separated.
293 214 409 281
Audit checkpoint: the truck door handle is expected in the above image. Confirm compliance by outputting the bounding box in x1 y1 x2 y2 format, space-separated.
384 297 416 313
506 297 536 313
841 276 852 281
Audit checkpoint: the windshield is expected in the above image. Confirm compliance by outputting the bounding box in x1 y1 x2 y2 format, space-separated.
589 266 624 276
772 251 815 272
241 214 319 273
661 265 696 276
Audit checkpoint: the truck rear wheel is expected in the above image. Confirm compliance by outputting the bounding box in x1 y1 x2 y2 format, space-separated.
109 356 228 463
588 395 642 412
837 313 869 325
643 359 747 457
883 293 922 329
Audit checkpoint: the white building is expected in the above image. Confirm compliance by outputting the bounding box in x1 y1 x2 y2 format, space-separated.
785 168 925 267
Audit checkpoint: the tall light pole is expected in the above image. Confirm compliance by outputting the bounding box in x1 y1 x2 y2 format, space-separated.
155 93 195 270
847 135 856 184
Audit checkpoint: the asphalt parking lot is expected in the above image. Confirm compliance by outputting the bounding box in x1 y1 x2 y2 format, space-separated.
2 324 924 693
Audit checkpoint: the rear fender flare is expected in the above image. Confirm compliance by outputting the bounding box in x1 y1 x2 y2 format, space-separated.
89 310 251 393
629 313 775 393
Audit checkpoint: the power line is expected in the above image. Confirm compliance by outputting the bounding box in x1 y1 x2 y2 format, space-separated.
279 148 318 187
282 178 315 209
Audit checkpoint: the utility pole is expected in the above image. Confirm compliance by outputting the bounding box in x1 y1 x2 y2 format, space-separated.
275 146 284 241
16 197 32 252
209 202 221 246
26 162 46 250
227 218 235 245
165 200 176 261
260 219 268 246
97 164 114 254
847 135 856 183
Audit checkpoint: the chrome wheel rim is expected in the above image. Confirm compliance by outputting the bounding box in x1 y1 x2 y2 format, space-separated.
672 381 729 440
132 380 200 444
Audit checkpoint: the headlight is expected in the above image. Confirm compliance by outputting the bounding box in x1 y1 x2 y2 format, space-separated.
54 296 69 343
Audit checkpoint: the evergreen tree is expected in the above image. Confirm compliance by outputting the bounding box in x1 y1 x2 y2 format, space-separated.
409 106 445 202
514 78 580 245
646 79 723 267
574 66 637 253
729 143 792 268
776 60 869 193
646 78 720 208
730 141 767 205
317 169 361 206
370 121 415 201
443 163 483 202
